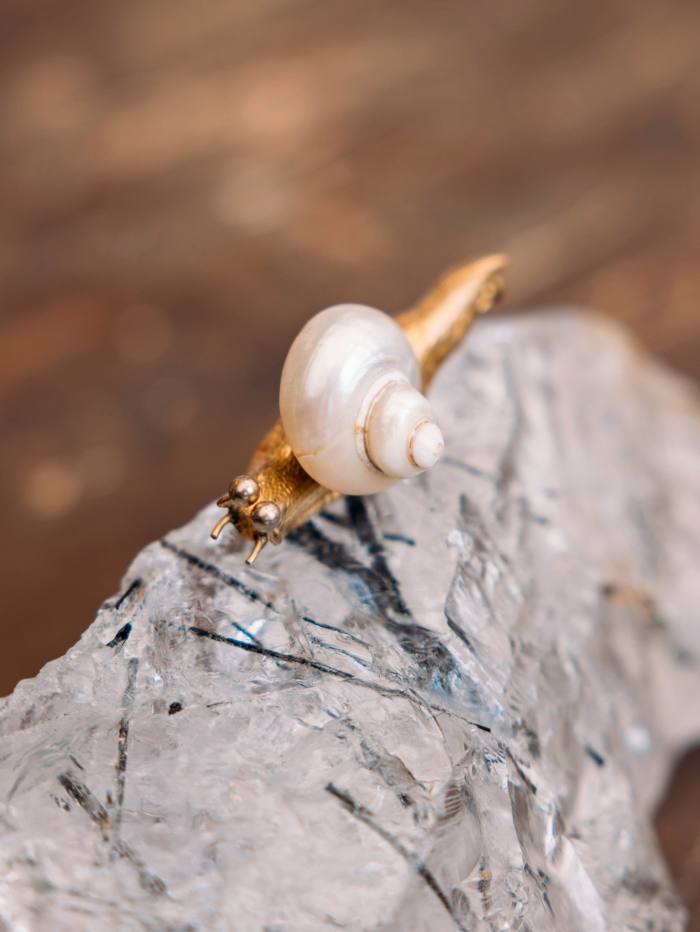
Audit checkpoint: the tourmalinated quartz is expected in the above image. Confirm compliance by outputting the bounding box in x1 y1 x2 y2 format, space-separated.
1 313 699 931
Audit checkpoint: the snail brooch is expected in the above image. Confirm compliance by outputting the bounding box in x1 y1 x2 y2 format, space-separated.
211 254 507 564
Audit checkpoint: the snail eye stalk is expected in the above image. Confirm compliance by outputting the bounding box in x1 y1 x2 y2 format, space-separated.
210 513 232 540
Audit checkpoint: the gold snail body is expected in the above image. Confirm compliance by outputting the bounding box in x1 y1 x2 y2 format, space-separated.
211 254 507 564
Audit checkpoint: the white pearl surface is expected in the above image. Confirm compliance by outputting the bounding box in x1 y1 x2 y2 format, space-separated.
409 419 444 469
365 380 441 480
279 303 444 494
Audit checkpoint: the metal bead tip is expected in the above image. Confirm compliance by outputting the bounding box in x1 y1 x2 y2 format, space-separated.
229 475 260 506
250 501 282 534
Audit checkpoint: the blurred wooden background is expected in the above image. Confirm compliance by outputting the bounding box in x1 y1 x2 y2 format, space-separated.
0 0 699 918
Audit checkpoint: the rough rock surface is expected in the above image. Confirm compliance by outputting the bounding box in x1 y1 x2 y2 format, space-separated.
1 313 699 932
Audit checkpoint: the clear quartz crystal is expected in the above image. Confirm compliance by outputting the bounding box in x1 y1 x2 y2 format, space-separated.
1 312 699 931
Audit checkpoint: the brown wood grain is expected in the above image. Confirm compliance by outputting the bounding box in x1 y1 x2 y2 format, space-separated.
0 0 698 918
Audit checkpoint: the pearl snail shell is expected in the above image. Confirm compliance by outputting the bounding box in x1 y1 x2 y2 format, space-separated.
279 304 445 495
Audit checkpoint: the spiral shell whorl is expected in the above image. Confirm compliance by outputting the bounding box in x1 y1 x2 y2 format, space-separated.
279 304 444 495
364 379 444 479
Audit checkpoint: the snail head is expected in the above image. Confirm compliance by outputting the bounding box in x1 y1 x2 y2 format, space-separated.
211 475 283 565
